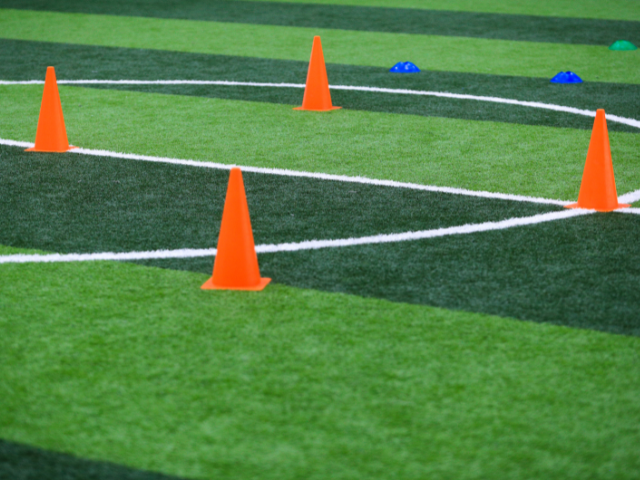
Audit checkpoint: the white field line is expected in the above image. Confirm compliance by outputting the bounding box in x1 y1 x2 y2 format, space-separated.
618 189 640 204
0 137 569 206
0 248 217 264
2 79 639 130
616 207 640 215
0 209 593 264
5 138 638 208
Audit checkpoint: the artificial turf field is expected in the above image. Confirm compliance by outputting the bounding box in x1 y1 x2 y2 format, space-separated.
1 1 640 478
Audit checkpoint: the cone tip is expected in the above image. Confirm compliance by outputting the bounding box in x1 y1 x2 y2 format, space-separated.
594 109 607 126
229 167 243 180
45 66 57 81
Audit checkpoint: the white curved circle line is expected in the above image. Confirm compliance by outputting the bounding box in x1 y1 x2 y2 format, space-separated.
1 79 638 130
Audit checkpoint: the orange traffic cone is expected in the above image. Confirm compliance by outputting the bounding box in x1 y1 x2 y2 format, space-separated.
294 36 341 112
565 109 629 211
202 168 271 291
26 67 75 153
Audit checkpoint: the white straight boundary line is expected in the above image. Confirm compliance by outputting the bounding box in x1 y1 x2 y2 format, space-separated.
0 137 570 206
616 207 640 215
2 79 639 130
0 248 217 264
619 189 640 204
0 209 594 264
3 138 639 209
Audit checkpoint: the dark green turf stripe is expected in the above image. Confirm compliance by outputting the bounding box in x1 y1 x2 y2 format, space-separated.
3 145 639 336
145 213 640 337
2 0 639 46
0 439 186 480
2 39 639 133
0 145 557 254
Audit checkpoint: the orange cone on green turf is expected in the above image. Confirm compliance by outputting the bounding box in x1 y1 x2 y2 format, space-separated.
26 67 76 153
565 109 629 212
294 36 341 112
202 168 271 291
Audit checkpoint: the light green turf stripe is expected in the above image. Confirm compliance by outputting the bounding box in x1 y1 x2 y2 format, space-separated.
245 0 640 22
1 9 639 84
1 251 639 479
2 85 639 201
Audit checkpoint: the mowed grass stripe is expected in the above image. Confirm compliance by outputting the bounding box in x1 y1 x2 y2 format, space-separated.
2 86 639 201
246 0 640 22
142 212 640 336
1 259 639 479
0 145 559 255
3 40 639 133
1 9 639 84
3 0 639 45
1 145 638 334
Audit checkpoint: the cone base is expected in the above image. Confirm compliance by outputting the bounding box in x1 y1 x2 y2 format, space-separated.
293 106 342 112
564 202 631 212
25 146 78 153
201 277 271 291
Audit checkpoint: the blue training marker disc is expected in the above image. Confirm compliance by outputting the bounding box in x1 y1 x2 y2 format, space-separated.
550 71 583 83
389 61 420 73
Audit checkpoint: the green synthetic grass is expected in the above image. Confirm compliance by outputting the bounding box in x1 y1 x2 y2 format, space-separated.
1 143 638 334
3 0 638 46
1 440 182 480
247 0 640 22
2 9 640 84
0 145 557 253
2 85 639 201
251 213 640 336
2 2 640 476
3 145 640 334
1 258 640 479
3 39 640 133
